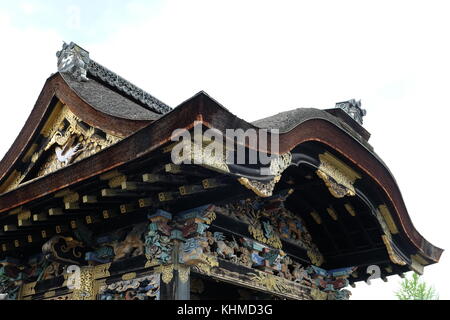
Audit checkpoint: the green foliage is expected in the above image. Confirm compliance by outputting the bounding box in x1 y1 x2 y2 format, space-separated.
395 272 439 300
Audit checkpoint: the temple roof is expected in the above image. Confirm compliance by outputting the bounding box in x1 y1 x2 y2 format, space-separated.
0 43 443 279
61 73 162 121
56 41 171 115
253 107 373 151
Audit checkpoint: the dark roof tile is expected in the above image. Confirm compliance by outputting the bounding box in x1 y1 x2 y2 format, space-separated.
61 72 162 121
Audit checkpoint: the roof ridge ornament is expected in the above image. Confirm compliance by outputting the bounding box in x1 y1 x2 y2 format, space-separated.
56 41 172 114
335 99 367 125
56 42 90 82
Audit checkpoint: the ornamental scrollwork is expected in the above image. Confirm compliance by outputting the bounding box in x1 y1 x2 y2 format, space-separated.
42 236 86 265
145 211 174 265
71 267 96 300
238 153 292 198
214 192 324 266
316 152 361 199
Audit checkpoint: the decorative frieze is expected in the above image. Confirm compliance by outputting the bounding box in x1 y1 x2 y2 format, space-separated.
98 274 160 300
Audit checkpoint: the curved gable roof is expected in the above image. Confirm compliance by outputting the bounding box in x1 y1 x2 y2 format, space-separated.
0 89 442 268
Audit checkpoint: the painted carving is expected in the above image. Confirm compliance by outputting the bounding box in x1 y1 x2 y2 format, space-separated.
307 265 356 300
42 236 86 265
8 198 352 300
316 152 361 199
71 267 96 300
238 153 292 198
113 223 147 261
39 261 66 281
214 233 239 263
98 274 160 300
38 107 121 178
84 224 147 265
177 206 219 275
0 258 23 300
214 192 324 266
53 133 84 166
85 246 115 265
145 211 174 265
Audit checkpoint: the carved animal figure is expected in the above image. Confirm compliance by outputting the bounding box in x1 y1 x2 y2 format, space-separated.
54 134 85 165
292 264 309 284
236 247 252 268
214 233 238 262
113 223 147 260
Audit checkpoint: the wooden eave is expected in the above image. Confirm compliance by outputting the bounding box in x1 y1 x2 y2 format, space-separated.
0 90 442 265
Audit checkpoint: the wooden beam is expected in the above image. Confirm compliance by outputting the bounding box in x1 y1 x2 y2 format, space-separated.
120 203 137 214
3 225 17 232
65 202 80 210
18 219 32 227
326 207 338 221
138 197 154 208
82 195 98 204
305 192 357 252
310 211 322 224
108 175 127 188
1 243 13 252
100 170 122 181
338 203 376 249
17 210 32 221
290 197 341 254
40 229 53 240
326 247 389 268
54 189 74 198
179 185 204 196
101 189 140 198
55 225 69 234
344 203 357 217
63 192 79 203
70 220 78 230
158 191 179 202
26 234 35 244
33 212 48 222
165 164 205 177
165 164 182 174
102 209 119 220
85 215 101 225
121 181 163 192
202 178 228 189
82 194 124 205
13 239 23 248
142 173 186 185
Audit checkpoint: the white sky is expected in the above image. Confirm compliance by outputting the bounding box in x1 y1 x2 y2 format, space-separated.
0 0 449 300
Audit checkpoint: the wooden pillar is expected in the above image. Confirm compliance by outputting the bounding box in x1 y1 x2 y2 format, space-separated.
159 267 190 300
